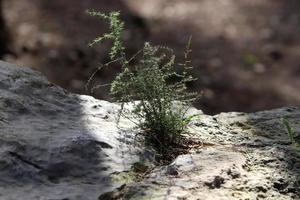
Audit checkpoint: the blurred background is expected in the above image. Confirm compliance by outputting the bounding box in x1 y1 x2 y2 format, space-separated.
1 0 300 114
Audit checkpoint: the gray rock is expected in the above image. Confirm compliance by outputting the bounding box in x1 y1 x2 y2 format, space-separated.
204 175 225 189
0 61 142 200
0 61 299 200
121 108 300 199
165 164 179 176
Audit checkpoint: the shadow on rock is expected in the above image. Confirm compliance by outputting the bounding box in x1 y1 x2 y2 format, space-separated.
0 61 147 200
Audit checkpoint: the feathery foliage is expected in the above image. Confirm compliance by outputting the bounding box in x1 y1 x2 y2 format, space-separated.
87 10 199 154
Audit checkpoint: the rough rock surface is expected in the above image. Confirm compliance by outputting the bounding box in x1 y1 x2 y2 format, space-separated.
0 61 147 200
0 61 299 200
123 109 300 200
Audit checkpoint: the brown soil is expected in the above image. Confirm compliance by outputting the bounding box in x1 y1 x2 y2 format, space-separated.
2 0 300 114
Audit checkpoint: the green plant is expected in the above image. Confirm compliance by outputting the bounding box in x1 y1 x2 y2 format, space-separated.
282 118 299 148
86 10 198 154
242 53 257 66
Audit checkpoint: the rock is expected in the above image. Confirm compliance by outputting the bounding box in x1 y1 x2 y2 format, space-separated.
227 167 241 179
131 162 149 173
204 175 225 189
0 61 299 199
0 61 143 200
166 164 179 176
97 184 126 200
120 108 300 199
273 178 289 191
255 185 268 193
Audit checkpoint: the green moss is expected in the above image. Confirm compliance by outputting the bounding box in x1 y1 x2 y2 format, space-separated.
110 171 137 185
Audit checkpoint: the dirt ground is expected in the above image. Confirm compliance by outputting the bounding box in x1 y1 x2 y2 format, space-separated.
2 0 300 114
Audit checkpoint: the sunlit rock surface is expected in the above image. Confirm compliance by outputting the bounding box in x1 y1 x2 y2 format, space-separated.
0 61 299 200
0 61 144 200
124 107 300 199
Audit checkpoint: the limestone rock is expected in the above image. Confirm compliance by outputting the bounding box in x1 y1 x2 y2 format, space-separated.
122 107 300 200
0 61 143 200
0 61 299 200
